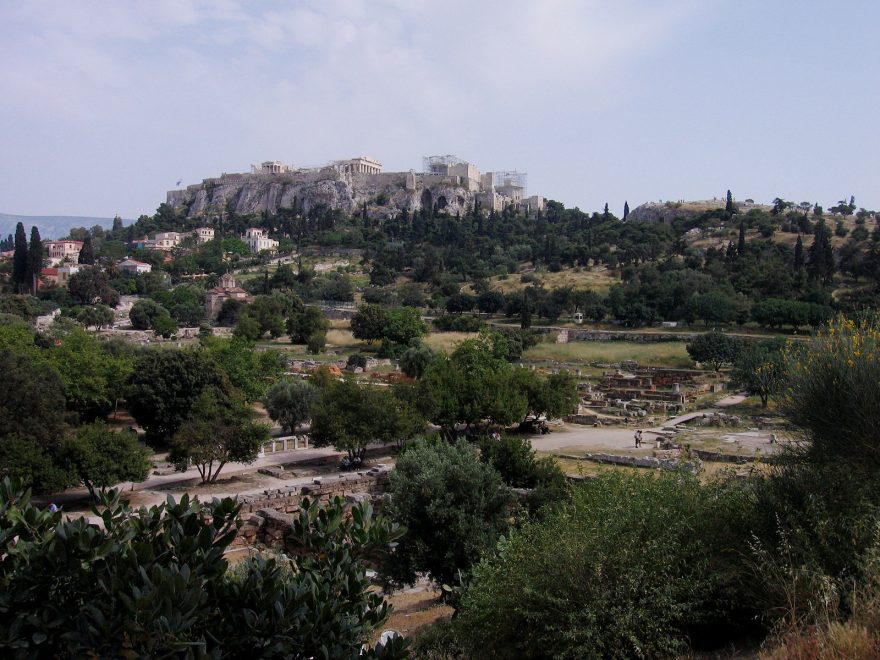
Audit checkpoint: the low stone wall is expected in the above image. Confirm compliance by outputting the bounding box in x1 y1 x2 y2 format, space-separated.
232 468 391 551
555 452 700 473
691 449 764 464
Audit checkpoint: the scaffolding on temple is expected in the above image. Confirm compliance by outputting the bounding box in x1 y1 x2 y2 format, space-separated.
422 154 469 174
492 170 528 195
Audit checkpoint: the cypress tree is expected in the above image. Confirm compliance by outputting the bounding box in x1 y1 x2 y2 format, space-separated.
79 235 95 264
603 203 610 220
807 220 834 282
12 222 28 293
27 226 43 294
520 290 532 329
794 234 804 270
725 189 734 213
623 201 630 220
737 220 746 256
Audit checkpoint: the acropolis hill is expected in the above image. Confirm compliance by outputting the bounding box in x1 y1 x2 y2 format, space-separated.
166 155 545 218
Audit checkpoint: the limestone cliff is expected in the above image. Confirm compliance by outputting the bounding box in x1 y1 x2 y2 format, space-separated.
166 169 479 218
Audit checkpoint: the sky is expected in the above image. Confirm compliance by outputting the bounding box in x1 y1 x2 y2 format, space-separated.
1 0 878 220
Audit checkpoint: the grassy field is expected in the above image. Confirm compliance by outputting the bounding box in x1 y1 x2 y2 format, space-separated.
522 339 692 367
471 267 618 295
423 331 477 352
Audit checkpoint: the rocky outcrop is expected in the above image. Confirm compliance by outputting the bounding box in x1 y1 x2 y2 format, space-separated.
627 199 771 224
167 169 478 219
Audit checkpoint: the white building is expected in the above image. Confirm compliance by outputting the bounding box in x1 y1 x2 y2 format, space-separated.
118 259 152 275
193 227 214 244
241 228 279 254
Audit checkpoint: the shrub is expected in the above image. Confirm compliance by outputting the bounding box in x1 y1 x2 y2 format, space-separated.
0 479 406 658
456 472 756 659
432 314 484 332
306 330 326 354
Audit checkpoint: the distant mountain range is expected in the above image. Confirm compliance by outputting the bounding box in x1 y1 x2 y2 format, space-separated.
0 213 129 241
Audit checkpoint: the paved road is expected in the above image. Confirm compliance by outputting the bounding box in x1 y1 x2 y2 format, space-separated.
37 445 346 507
529 392 750 454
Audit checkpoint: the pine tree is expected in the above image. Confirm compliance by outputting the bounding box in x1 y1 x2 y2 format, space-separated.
27 226 43 294
623 201 630 220
794 234 804 271
79 235 95 264
725 189 734 213
737 220 746 256
12 222 28 293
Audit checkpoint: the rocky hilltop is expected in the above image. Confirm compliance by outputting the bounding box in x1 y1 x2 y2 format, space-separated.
628 199 770 224
166 169 478 219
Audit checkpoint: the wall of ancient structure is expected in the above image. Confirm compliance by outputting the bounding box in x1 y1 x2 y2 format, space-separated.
231 468 391 551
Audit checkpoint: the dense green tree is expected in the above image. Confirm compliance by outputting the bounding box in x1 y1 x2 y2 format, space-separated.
129 298 167 330
476 290 505 316
201 336 284 401
445 292 475 314
383 306 427 345
737 220 746 257
11 223 28 293
264 378 319 434
76 304 115 329
732 339 787 408
350 303 387 344
310 380 414 463
286 305 329 343
151 312 178 338
383 438 510 590
794 233 804 270
48 328 133 422
686 331 742 371
726 189 735 213
169 387 269 483
418 335 527 437
59 422 150 499
0 349 66 446
216 298 245 326
233 311 262 340
67 267 119 306
78 235 95 264
0 479 406 658
623 200 630 220
398 342 434 379
126 349 228 444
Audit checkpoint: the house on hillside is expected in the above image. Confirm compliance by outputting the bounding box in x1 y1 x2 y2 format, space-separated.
241 228 279 254
41 264 81 288
46 240 83 263
193 227 214 244
118 258 152 275
205 273 251 319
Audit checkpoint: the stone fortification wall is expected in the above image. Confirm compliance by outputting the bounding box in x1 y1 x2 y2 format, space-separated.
232 468 391 551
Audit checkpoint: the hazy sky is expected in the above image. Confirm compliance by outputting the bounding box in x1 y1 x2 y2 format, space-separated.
1 1 878 219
